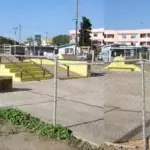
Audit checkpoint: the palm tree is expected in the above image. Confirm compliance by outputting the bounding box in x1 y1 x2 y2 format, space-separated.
25 37 34 54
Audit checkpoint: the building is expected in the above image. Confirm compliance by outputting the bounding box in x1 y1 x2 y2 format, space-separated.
69 28 150 46
41 39 53 46
100 44 149 61
58 43 80 55
24 38 53 47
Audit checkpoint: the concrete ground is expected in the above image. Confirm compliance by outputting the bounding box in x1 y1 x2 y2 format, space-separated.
0 77 104 145
0 71 150 145
104 72 150 143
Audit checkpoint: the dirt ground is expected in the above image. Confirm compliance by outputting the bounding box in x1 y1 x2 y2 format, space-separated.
0 118 77 150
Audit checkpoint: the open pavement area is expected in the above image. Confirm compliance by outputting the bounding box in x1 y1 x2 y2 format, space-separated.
0 71 150 146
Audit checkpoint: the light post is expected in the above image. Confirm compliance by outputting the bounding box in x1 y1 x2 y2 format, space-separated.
46 32 48 46
75 0 79 55
19 24 22 44
13 27 18 55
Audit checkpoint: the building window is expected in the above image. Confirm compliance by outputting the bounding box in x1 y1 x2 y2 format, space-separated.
140 33 146 38
107 34 114 38
70 48 74 54
140 42 146 46
147 33 150 37
93 34 98 37
107 42 114 45
131 33 137 38
105 34 114 38
65 48 74 54
65 48 69 54
122 34 126 39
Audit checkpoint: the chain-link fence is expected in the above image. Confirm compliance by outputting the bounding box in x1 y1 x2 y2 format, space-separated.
0 54 149 149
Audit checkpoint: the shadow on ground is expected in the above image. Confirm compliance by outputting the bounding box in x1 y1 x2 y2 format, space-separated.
0 88 32 93
91 72 106 77
12 88 32 92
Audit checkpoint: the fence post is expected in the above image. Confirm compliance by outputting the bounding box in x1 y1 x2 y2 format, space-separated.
141 59 147 150
67 66 69 77
53 55 58 126
40 58 42 65
92 50 94 63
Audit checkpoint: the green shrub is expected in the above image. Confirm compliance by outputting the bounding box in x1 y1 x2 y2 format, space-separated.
0 108 72 140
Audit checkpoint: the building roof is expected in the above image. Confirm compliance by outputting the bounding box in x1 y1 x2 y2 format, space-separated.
58 43 75 48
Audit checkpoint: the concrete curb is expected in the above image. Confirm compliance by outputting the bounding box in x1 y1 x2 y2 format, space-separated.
74 135 138 149
105 142 138 149
74 135 101 147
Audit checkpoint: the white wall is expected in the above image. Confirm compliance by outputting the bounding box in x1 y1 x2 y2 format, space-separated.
59 45 80 55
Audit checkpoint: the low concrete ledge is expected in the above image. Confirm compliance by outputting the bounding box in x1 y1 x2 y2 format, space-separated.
0 76 13 92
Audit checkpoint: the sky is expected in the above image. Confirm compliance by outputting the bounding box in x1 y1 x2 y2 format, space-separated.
0 0 103 40
1 0 150 41
105 0 150 30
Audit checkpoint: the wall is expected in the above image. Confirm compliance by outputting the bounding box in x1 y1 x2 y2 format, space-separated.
0 64 20 82
25 58 89 77
59 45 80 55
59 60 88 77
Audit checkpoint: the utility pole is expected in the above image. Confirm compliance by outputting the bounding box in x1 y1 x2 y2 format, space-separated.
75 0 79 55
19 24 22 44
46 32 48 45
13 27 18 54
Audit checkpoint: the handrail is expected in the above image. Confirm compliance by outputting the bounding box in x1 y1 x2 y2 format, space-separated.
29 59 54 77
2 56 40 81
63 64 70 77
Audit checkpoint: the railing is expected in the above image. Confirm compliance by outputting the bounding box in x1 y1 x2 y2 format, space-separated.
64 64 70 77
29 59 54 77
2 56 40 81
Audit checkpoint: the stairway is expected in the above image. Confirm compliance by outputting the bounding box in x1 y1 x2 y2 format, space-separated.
0 62 53 82
0 54 19 63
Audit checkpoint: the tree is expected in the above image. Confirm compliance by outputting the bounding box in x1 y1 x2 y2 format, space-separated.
0 36 19 45
52 35 69 46
79 16 92 47
25 36 34 46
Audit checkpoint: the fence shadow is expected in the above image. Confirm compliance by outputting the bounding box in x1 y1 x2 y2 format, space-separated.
114 119 150 143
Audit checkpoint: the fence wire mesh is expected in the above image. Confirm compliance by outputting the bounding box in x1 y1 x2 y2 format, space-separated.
0 54 148 150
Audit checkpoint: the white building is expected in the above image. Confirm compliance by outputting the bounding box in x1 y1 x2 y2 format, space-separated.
69 28 150 46
58 43 80 55
69 28 104 45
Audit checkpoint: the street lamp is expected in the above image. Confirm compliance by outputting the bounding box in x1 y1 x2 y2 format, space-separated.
46 32 48 45
75 0 79 55
13 27 18 55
